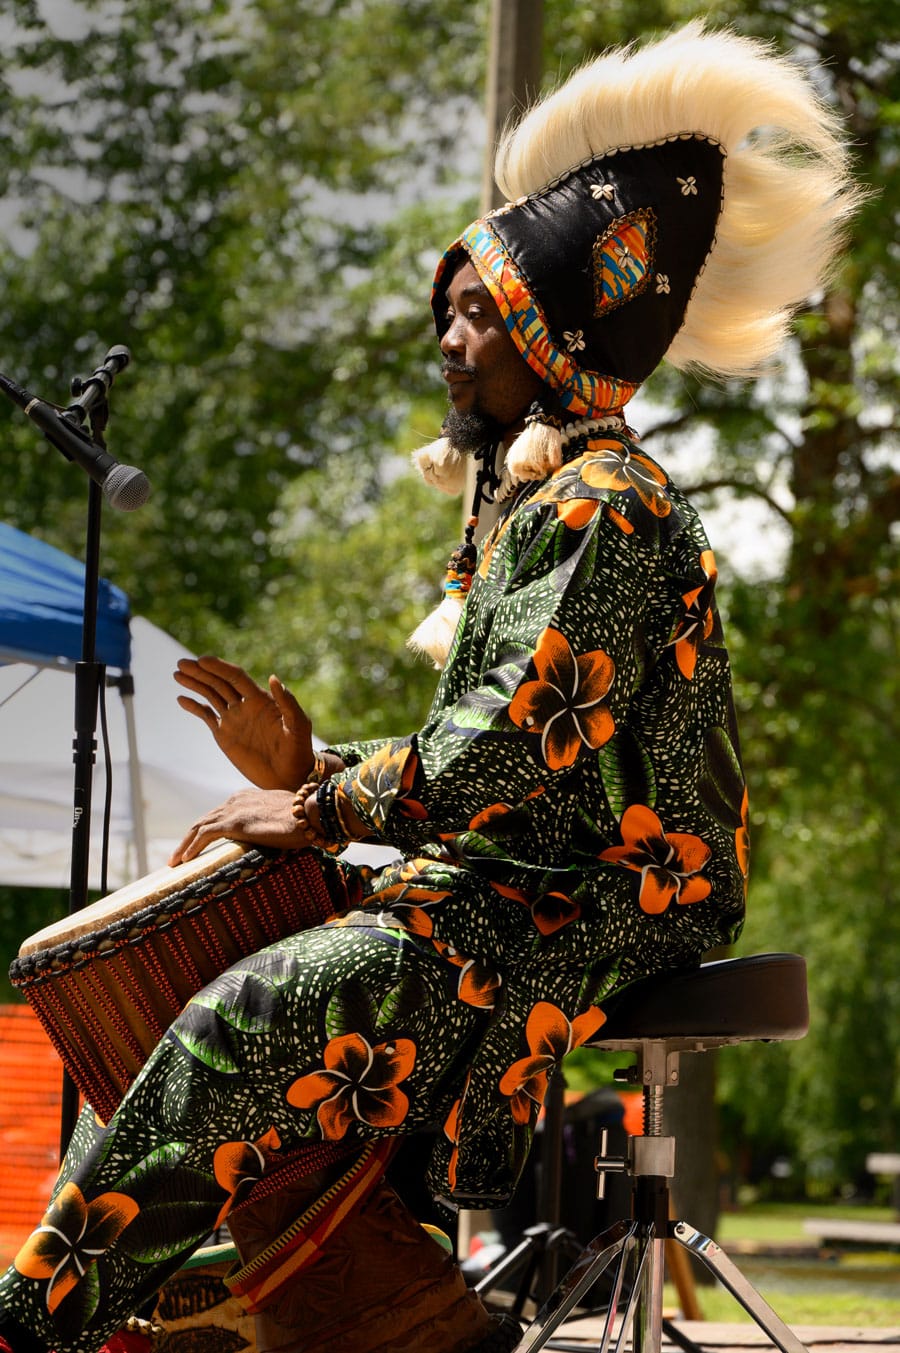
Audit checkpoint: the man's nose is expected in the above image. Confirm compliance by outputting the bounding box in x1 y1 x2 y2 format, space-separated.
440 315 465 356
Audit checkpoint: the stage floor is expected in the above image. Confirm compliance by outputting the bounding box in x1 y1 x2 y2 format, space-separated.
537 1318 900 1351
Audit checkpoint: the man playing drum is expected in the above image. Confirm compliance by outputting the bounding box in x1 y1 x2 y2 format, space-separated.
0 23 858 1353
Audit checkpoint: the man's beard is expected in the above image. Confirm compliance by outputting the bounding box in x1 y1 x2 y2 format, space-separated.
440 358 505 454
442 405 504 454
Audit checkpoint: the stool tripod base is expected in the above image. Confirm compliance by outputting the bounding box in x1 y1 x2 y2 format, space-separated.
513 1215 810 1353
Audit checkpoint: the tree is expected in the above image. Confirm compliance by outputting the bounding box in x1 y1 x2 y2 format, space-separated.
0 0 486 638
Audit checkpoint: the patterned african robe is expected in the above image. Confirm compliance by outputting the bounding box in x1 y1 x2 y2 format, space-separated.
0 428 750 1353
328 427 748 1204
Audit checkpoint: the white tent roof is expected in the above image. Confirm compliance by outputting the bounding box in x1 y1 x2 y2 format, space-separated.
0 616 249 890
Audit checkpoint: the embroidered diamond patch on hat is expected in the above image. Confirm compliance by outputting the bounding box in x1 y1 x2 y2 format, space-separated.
593 209 657 316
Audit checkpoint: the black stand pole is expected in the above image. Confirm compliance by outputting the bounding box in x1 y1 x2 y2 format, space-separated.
59 477 107 1154
0 348 144 1153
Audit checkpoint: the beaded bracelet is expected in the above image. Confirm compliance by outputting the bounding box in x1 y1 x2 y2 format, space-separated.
315 780 344 844
292 783 342 854
291 783 317 823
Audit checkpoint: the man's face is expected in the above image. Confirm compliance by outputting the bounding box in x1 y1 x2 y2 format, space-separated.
440 259 543 449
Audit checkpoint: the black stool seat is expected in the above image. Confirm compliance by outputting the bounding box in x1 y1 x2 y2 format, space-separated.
592 953 808 1051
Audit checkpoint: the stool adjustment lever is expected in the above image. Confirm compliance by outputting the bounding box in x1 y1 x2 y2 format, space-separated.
594 1128 676 1200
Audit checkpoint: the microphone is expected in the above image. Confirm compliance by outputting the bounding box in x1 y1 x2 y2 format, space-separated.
0 367 151 511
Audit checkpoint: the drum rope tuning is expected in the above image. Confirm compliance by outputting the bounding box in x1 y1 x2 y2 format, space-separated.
10 843 339 1124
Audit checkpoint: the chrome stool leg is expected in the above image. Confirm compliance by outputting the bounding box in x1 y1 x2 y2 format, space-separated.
670 1222 809 1353
512 1219 635 1353
513 1035 813 1353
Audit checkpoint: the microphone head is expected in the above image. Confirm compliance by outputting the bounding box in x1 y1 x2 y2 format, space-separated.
104 462 151 511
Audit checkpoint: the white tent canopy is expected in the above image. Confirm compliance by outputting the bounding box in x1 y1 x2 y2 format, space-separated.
0 614 248 890
0 524 393 891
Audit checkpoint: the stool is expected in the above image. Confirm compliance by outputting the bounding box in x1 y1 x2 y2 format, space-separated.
512 953 811 1353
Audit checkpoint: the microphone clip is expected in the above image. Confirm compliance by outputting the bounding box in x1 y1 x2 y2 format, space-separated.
65 345 132 444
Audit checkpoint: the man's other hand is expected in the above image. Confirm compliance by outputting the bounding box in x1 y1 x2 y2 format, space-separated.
169 788 316 864
174 655 314 790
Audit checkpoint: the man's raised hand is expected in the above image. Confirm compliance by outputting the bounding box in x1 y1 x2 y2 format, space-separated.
174 656 314 790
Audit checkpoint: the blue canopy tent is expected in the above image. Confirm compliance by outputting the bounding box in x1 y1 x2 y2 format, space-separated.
0 522 132 671
0 522 147 886
0 525 385 889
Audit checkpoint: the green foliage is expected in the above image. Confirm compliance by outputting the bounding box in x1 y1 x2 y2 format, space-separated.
0 0 486 639
212 446 460 742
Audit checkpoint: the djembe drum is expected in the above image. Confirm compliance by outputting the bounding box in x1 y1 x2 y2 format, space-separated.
9 841 337 1124
10 843 519 1353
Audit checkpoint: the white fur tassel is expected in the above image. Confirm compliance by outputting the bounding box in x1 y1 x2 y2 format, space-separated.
411 437 468 495
406 594 464 669
504 418 563 483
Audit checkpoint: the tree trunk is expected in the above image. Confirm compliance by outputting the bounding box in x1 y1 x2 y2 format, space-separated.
664 1048 720 1286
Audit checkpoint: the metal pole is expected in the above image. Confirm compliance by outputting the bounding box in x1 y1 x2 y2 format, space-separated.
480 0 544 214
465 0 544 538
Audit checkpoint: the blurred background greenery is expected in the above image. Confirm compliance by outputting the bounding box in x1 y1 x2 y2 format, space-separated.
0 0 897 1216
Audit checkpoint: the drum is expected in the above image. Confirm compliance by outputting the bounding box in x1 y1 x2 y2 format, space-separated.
9 842 338 1123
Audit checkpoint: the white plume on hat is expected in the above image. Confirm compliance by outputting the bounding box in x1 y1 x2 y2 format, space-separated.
495 20 860 379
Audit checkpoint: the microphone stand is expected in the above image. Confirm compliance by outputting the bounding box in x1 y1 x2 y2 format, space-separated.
1 349 145 1151
59 475 106 1153
56 364 131 1153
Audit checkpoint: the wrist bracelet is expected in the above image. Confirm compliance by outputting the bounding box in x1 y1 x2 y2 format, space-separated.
291 783 317 823
315 780 341 843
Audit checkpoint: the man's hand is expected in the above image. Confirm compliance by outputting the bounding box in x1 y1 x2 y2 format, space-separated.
169 789 314 864
174 656 314 790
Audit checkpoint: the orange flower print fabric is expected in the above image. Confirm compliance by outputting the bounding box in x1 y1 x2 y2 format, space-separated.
14 1183 139 1316
509 627 615 770
669 549 719 679
736 787 751 895
499 1002 606 1125
430 939 503 1009
213 1126 282 1225
579 439 672 517
599 804 712 913
348 739 427 831
491 881 581 937
287 1032 417 1140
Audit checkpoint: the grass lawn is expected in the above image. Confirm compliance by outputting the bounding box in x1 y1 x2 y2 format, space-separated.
717 1199 897 1244
665 1280 899 1326
666 1201 900 1327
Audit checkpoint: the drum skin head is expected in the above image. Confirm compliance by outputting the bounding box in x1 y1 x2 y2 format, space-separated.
17 840 247 957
